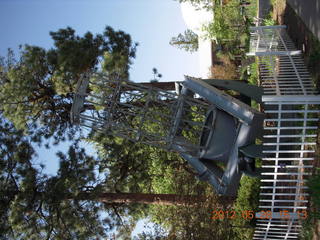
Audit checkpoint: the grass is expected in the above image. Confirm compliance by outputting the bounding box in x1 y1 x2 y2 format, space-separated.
244 0 258 22
308 168 320 219
307 36 320 89
247 61 258 85
231 175 261 239
299 168 320 240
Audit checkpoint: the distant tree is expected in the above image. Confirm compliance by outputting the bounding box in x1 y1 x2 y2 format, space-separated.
170 29 199 53
203 0 246 48
151 68 162 82
0 26 137 144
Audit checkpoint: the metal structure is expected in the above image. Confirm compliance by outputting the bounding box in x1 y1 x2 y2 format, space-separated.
71 73 264 196
248 25 320 239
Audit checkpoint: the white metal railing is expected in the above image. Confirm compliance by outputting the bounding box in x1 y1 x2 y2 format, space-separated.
248 25 320 240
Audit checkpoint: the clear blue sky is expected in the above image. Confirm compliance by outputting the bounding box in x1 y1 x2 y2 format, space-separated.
0 0 200 175
0 0 199 82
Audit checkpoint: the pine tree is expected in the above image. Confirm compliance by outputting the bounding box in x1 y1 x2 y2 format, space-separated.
170 29 199 53
1 115 236 239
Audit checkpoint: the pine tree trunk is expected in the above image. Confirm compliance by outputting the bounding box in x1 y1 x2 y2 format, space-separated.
77 192 235 206
120 82 176 91
5 191 235 207
97 193 199 205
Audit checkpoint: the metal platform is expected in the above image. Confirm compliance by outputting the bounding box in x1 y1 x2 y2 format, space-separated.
70 71 265 197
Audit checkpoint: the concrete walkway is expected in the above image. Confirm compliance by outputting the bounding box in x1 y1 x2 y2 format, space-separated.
258 0 271 19
287 0 320 41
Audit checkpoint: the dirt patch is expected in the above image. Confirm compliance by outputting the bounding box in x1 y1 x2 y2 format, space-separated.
210 54 238 79
272 0 286 24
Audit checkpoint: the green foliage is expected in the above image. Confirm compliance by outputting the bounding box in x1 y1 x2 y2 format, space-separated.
201 0 258 59
0 116 112 239
148 172 236 240
101 26 138 79
232 176 260 239
308 168 320 219
244 0 258 22
299 218 314 240
263 15 276 26
133 223 167 240
93 136 158 193
308 37 320 69
270 0 277 7
0 116 35 238
247 61 259 86
170 29 199 53
203 0 245 46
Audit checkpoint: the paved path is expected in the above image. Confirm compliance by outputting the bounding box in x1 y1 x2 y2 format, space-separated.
258 0 271 19
287 0 320 41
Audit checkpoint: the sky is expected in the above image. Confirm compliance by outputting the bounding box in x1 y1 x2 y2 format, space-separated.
0 0 201 174
0 0 200 82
